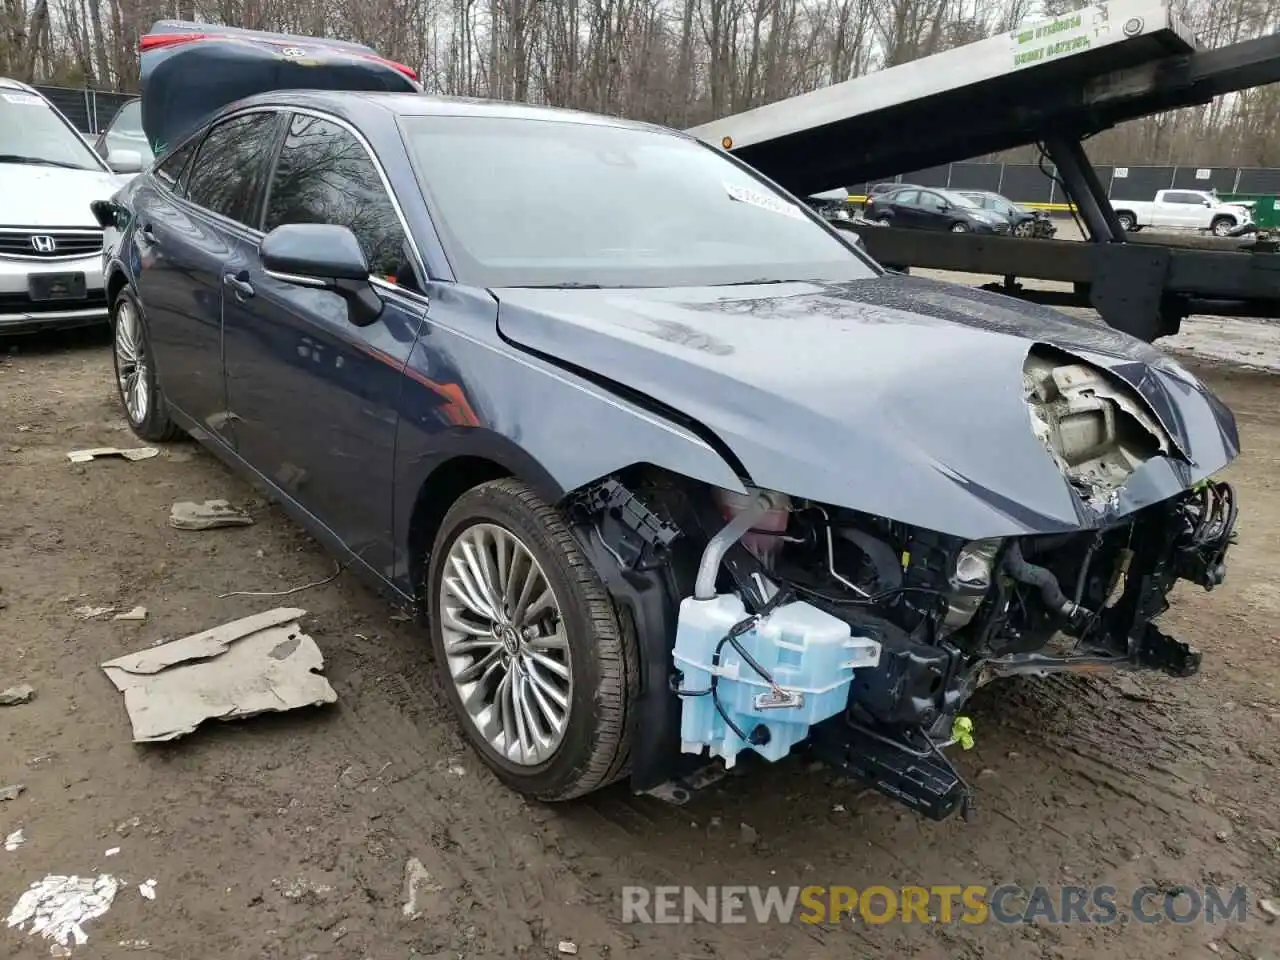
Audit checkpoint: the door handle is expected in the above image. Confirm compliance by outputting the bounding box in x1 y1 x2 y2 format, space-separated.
223 272 255 299
140 223 158 243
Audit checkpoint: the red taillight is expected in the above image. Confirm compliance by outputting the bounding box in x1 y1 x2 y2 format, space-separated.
140 32 209 51
358 53 418 82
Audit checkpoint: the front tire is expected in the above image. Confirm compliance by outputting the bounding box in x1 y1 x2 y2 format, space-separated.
950 221 970 233
1210 216 1235 237
1116 212 1136 232
111 288 181 443
426 478 637 801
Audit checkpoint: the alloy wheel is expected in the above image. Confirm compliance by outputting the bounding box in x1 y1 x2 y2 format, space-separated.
114 298 150 424
437 522 573 766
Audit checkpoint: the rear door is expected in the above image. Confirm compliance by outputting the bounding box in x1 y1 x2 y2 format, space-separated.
132 109 282 442
220 110 428 574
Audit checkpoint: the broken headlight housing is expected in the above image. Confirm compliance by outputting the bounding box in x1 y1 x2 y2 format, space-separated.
942 538 1002 630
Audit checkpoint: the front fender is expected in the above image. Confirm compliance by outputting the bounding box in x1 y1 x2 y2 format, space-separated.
390 284 746 591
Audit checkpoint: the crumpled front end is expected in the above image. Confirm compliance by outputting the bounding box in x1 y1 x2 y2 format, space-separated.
565 340 1238 819
518 277 1240 820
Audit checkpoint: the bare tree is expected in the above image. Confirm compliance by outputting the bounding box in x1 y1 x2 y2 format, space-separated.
4 0 1276 166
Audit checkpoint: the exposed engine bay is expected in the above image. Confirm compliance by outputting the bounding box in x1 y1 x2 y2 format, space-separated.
566 349 1238 822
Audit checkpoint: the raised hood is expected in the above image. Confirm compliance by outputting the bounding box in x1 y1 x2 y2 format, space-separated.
139 21 420 154
493 275 1239 539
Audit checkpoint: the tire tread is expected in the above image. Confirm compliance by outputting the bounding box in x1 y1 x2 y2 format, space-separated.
431 478 639 801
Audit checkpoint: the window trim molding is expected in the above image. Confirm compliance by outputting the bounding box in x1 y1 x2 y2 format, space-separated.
261 105 428 289
178 106 285 233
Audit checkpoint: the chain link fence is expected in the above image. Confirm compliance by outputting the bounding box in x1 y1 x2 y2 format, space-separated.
33 84 135 135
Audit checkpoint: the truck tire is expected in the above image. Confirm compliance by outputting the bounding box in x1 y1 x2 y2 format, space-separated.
426 478 638 801
1115 211 1136 232
1210 216 1236 237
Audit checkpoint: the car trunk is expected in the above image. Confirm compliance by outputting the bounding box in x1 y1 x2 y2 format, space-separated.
138 20 420 154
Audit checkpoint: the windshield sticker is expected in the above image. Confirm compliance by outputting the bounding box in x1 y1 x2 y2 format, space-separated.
724 182 805 221
2 92 44 106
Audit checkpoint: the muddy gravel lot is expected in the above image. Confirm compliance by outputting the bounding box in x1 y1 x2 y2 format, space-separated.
2 312 1280 959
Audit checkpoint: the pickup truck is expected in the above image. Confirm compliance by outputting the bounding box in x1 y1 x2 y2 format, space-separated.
1112 189 1253 236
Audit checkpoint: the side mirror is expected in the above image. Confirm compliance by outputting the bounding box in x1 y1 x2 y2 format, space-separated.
89 199 124 230
260 223 383 327
107 149 144 174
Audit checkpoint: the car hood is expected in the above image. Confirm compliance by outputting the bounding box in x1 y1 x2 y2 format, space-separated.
0 164 125 227
493 275 1239 539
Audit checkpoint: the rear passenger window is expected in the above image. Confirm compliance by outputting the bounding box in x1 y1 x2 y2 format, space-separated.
185 112 279 227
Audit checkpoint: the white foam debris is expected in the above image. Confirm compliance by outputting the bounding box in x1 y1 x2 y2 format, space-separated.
5 874 119 949
5 828 24 851
138 880 156 901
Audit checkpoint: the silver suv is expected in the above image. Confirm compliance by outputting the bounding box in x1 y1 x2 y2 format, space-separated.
0 79 139 333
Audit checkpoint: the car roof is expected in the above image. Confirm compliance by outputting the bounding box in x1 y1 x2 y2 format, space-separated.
0 77 39 93
228 89 681 137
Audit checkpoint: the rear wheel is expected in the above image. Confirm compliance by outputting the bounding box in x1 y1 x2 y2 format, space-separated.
875 215 892 226
112 288 181 443
426 478 637 801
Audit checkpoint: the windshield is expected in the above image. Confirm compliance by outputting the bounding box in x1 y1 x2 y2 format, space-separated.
0 89 106 170
102 100 153 164
970 193 1020 216
401 115 878 288
939 190 979 209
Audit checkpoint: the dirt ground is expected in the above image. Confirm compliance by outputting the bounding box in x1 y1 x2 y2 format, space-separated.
2 304 1280 958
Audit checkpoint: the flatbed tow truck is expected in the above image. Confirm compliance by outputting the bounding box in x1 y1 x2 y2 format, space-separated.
688 0 1280 342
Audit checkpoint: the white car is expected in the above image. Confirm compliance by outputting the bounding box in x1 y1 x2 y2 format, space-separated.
1112 189 1253 237
0 78 142 333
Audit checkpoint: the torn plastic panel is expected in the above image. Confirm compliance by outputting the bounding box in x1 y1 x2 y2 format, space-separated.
1024 345 1174 511
566 460 1238 820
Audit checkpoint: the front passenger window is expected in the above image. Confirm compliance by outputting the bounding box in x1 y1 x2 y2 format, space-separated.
264 114 417 290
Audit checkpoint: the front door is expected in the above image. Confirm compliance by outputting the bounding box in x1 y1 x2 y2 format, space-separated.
916 190 951 229
221 111 428 578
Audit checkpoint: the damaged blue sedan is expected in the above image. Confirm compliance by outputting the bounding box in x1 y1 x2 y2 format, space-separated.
94 22 1239 820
